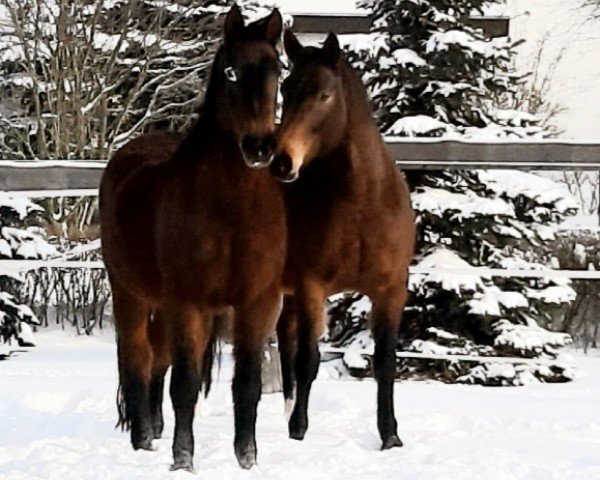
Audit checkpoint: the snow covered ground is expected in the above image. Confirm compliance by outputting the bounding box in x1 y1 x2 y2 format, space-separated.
1 330 600 480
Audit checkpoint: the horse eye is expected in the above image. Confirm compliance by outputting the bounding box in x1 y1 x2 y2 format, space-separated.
224 67 238 83
320 92 332 102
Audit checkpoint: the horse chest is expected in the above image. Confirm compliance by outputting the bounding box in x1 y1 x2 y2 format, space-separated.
286 193 363 285
155 168 285 305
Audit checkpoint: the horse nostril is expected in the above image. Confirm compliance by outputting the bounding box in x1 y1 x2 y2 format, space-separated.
241 135 260 155
270 153 293 180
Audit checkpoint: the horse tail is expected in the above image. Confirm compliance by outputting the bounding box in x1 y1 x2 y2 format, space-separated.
115 334 130 431
200 332 217 397
199 310 231 397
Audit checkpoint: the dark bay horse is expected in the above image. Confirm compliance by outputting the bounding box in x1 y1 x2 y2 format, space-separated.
100 6 286 471
271 32 416 450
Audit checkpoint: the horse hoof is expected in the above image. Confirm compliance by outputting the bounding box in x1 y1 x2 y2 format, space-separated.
170 462 196 474
132 438 154 451
288 414 307 440
381 435 403 450
235 444 257 469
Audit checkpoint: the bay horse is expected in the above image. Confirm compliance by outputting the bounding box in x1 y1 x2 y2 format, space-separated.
271 32 416 450
100 6 286 471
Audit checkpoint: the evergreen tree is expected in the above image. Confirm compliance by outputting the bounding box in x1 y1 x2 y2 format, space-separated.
328 0 578 385
0 196 54 357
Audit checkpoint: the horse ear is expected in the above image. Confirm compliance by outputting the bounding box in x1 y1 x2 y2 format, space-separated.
261 9 283 45
284 30 303 63
322 33 341 65
224 4 244 42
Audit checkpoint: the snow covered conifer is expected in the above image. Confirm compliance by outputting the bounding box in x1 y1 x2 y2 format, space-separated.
327 0 578 385
0 196 54 355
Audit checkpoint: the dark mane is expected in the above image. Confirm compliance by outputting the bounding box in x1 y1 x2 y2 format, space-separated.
188 46 227 142
338 56 378 133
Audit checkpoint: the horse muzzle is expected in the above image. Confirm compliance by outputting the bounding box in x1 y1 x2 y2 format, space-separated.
240 133 276 169
270 152 300 183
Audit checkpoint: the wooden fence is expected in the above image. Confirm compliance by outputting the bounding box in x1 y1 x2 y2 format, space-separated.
0 13 596 367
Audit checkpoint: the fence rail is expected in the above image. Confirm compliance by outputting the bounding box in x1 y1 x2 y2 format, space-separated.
2 259 598 281
291 13 510 38
2 139 599 192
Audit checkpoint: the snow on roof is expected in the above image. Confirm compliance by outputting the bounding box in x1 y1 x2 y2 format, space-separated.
478 170 579 214
273 0 365 15
412 187 514 219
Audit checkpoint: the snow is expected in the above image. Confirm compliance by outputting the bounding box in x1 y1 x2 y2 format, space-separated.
469 288 529 317
526 285 577 305
479 170 579 215
425 30 505 59
391 48 426 67
1 330 600 479
0 196 42 220
273 0 365 15
410 248 484 293
493 320 573 352
388 115 450 136
412 187 514 219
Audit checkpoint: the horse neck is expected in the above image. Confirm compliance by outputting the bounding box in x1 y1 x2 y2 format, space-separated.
333 60 388 178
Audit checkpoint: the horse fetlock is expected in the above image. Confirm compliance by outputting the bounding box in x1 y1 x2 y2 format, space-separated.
170 459 196 474
131 425 154 451
151 416 164 439
172 444 194 469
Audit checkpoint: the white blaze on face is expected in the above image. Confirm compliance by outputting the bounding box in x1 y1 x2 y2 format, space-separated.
285 138 310 176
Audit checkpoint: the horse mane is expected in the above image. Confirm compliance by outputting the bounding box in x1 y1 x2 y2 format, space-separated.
338 56 378 132
193 46 227 132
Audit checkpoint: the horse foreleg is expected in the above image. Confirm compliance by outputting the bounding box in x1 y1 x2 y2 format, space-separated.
370 282 408 450
288 281 325 441
169 307 211 473
232 287 282 469
276 295 297 418
148 308 172 440
113 286 154 451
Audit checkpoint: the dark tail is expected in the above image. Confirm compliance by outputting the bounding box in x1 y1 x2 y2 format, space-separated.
200 312 229 397
115 334 131 431
116 382 130 431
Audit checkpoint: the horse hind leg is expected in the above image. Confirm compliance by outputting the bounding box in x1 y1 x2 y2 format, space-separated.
288 282 325 441
113 286 154 451
148 308 172 440
232 286 282 469
169 307 212 473
276 295 298 418
369 282 409 450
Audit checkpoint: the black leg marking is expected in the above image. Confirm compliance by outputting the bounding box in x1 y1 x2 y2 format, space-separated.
232 348 262 469
372 327 402 450
170 351 201 472
149 369 167 439
121 371 154 451
288 324 320 441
